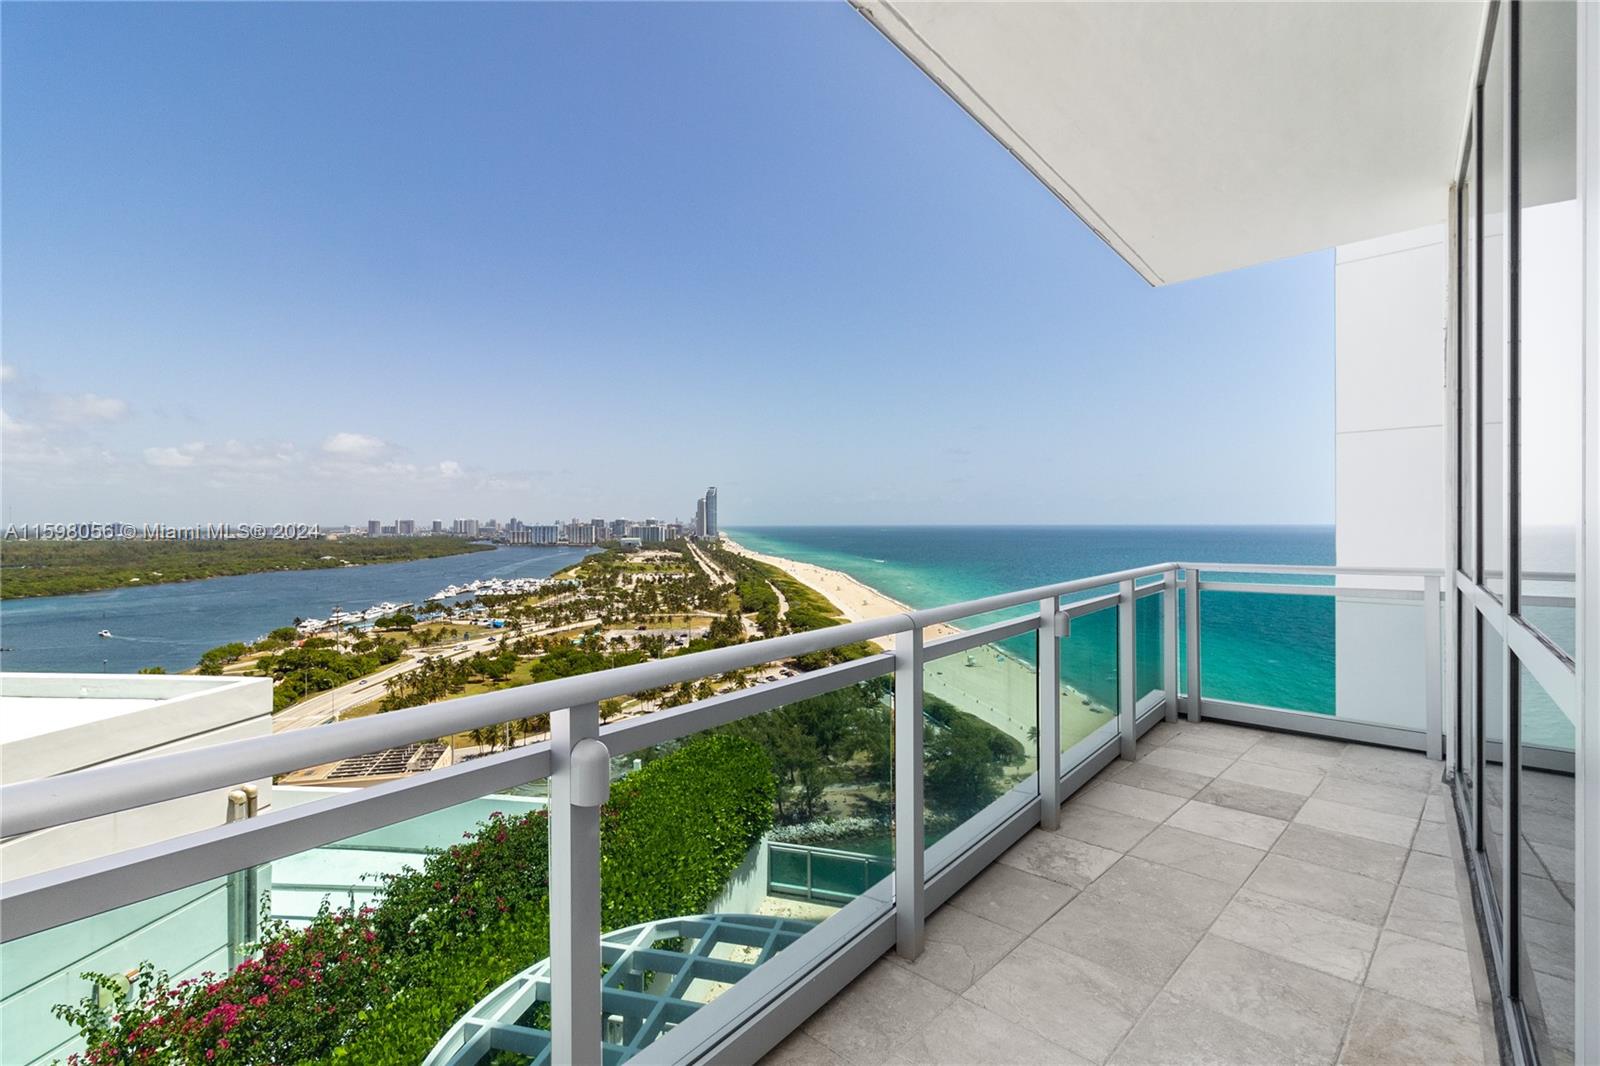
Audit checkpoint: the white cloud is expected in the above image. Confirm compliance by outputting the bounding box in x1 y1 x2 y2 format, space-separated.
1 409 35 438
0 364 16 384
320 432 387 459
437 460 464 479
49 392 129 425
144 444 201 468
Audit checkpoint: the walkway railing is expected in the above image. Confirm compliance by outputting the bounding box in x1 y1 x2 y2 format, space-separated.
0 561 1445 1065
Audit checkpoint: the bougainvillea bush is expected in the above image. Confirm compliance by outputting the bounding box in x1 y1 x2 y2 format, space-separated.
55 734 775 1065
54 909 384 1065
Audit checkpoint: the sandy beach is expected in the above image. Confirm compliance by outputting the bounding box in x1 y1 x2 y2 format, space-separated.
723 537 1117 755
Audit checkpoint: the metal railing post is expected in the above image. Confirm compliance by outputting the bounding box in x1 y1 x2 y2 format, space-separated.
1185 568 1203 721
550 702 604 1065
1118 579 1137 760
894 625 925 960
1162 568 1179 723
1038 598 1063 829
1424 574 1443 760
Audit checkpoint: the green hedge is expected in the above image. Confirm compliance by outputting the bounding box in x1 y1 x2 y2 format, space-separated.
332 734 774 1064
59 735 776 1066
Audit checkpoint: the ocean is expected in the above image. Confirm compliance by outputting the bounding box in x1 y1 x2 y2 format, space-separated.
0 546 595 675
728 525 1338 715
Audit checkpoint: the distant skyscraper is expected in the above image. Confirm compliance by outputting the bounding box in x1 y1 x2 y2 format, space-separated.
431 520 443 533
396 519 415 536
367 519 381 537
704 486 718 538
694 498 707 538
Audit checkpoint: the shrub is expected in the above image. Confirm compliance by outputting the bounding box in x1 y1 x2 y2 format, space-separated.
58 735 776 1066
54 909 384 1065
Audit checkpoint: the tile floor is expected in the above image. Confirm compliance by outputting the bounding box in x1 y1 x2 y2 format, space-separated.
764 720 1499 1066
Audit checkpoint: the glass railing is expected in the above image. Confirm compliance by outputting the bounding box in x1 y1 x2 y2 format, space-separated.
923 627 1038 850
1187 568 1443 749
1134 582 1164 707
1059 598 1119 758
0 560 1450 1065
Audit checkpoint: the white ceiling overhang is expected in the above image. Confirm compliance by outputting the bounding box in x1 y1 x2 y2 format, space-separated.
854 1 1486 284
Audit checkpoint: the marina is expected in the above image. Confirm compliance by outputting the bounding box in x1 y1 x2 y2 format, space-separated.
0 546 596 675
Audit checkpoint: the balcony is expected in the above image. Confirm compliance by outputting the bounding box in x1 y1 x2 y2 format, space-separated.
0 563 1487 1065
768 719 1494 1066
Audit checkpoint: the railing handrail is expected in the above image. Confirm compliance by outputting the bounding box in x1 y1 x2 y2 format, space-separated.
1176 561 1447 577
0 612 910 838
0 557 1445 841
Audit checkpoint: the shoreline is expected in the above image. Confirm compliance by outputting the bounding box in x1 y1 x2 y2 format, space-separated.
721 536 1118 752
0 538 507 603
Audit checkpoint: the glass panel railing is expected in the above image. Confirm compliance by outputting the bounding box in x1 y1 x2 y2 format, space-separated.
1060 602 1118 765
1199 586 1334 714
588 672 894 1064
1134 587 1163 707
1 783 549 1066
1330 595 1430 731
923 635 1038 847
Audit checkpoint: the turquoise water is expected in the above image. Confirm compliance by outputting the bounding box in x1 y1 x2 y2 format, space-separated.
729 525 1337 715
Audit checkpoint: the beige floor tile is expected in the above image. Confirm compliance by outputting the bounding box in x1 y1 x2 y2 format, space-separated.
1057 802 1161 852
1075 779 1188 823
1240 744 1344 776
1271 823 1409 883
1409 818 1453 857
1243 853 1396 926
802 959 957 1065
1168 799 1288 850
1384 885 1467 949
1109 993 1317 1066
1311 776 1427 819
1294 797 1417 847
1252 732 1350 759
1363 929 1478 1019
964 937 1151 1063
1129 824 1265 887
1139 721 1183 748
1106 759 1213 799
1211 887 1380 982
888 905 1025 993
1165 722 1263 755
1399 850 1460 899
1164 934 1361 1063
1195 777 1307 821
1338 988 1484 1065
1327 750 1440 793
999 829 1122 889
947 861 1078 935
1032 890 1204 989
1081 855 1239 930
1140 744 1235 778
886 995 1095 1066
1422 791 1452 824
1219 758 1323 796
763 1031 849 1066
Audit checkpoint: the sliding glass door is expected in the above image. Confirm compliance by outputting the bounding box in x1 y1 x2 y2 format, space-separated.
1451 3 1580 1064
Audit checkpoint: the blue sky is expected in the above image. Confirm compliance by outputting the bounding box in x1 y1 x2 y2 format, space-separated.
1 1 1333 527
